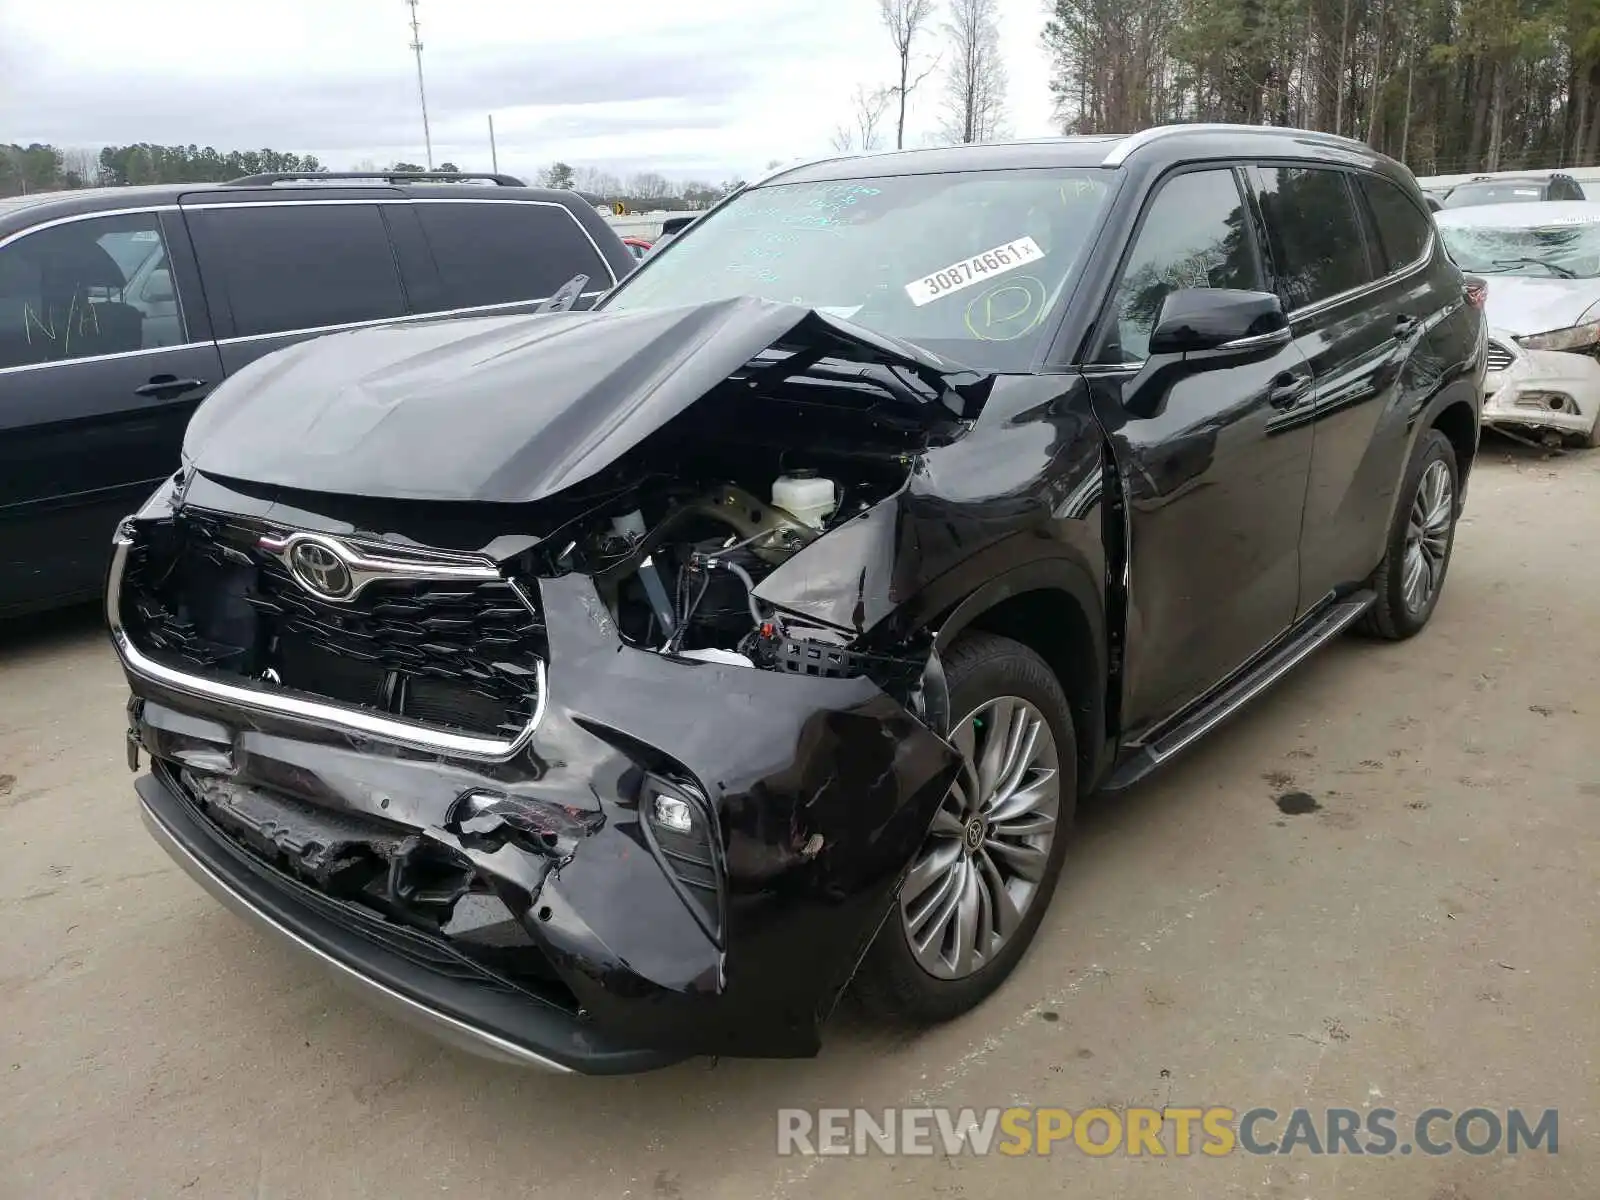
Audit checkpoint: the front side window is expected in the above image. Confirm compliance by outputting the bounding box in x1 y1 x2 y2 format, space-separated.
1437 214 1600 279
1255 166 1374 308
187 203 406 338
413 202 613 310
602 168 1117 370
0 212 185 370
1101 168 1260 362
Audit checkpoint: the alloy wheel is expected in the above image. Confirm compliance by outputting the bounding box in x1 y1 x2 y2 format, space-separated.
900 696 1060 980
1402 459 1454 614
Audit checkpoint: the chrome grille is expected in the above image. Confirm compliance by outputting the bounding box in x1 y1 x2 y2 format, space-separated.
1486 340 1515 372
119 513 545 741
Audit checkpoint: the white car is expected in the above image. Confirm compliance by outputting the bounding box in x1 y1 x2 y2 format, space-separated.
1435 201 1600 446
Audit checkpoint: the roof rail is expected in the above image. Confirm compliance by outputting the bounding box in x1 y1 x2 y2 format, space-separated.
222 171 528 188
1100 123 1372 167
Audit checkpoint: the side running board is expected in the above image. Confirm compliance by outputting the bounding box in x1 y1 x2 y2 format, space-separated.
1103 590 1376 792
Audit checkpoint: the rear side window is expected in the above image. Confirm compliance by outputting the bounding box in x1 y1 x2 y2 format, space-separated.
1254 167 1374 308
187 204 406 337
0 211 187 369
412 201 611 310
1358 175 1433 272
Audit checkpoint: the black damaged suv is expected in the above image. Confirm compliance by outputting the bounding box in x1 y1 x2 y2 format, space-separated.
113 125 1484 1073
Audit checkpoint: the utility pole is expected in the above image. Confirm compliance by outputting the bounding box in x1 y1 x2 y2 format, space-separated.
488 114 499 173
406 0 434 169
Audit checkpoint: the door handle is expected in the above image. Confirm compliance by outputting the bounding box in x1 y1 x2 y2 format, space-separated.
134 376 207 399
1267 372 1313 409
1392 314 1420 341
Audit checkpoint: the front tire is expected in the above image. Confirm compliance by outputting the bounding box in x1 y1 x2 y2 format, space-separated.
852 632 1077 1024
1360 428 1460 640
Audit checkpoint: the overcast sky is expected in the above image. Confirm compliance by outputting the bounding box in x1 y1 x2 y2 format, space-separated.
1 0 1062 182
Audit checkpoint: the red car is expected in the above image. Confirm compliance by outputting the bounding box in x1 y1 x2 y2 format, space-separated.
621 236 653 261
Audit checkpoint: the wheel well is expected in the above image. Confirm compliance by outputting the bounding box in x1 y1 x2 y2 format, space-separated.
1432 398 1478 488
962 588 1102 793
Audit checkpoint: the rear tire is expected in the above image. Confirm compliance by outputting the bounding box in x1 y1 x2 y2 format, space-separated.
851 632 1077 1024
1359 428 1460 640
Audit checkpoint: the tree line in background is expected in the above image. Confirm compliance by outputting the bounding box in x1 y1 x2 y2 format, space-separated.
1 143 327 195
24 0 1600 206
530 163 743 210
1 142 739 209
1040 0 1600 175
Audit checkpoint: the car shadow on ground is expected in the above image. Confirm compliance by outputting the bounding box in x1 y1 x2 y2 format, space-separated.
204 633 1386 1113
1478 428 1592 464
0 601 104 664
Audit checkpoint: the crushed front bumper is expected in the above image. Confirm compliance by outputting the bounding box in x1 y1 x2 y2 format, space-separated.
121 563 961 1073
136 768 665 1073
1482 334 1600 440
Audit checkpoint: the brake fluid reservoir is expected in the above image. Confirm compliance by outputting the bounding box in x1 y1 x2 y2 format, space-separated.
772 472 836 530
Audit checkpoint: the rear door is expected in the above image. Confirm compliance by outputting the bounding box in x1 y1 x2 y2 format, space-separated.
1248 165 1427 606
1083 166 1316 732
0 208 221 611
407 199 618 314
181 198 411 375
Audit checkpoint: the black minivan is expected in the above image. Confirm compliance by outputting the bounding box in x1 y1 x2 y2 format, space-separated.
0 171 634 615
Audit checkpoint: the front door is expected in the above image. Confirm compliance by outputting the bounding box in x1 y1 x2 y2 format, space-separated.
1082 166 1317 734
0 209 221 611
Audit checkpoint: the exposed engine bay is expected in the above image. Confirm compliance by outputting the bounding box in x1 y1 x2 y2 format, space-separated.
547 461 933 706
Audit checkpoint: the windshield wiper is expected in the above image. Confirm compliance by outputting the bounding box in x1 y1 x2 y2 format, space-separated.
1489 257 1577 279
536 274 591 314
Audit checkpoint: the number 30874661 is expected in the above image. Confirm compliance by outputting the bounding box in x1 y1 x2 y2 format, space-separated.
904 237 1045 307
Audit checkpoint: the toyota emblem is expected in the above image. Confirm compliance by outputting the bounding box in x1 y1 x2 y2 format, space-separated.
287 539 354 601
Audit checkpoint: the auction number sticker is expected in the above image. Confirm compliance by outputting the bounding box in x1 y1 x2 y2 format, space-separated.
905 237 1045 306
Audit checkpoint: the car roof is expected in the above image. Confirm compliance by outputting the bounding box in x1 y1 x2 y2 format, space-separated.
0 178 594 232
1435 200 1600 228
1454 175 1550 186
762 124 1405 187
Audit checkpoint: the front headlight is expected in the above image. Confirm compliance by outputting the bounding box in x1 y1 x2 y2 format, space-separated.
1514 321 1600 352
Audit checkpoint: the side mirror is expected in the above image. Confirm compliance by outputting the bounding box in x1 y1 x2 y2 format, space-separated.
1147 288 1289 358
145 270 175 304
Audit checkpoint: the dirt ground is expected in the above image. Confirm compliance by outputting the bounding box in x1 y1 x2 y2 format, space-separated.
2 442 1596 1200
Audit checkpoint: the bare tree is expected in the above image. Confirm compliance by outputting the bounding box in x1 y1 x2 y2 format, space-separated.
941 0 1007 143
628 171 672 200
879 0 939 149
573 166 624 197
833 84 894 151
60 147 101 188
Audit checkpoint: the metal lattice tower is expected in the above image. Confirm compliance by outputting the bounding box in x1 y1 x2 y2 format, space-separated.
405 0 434 169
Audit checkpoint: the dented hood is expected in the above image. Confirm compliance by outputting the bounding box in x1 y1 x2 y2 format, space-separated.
182 296 955 504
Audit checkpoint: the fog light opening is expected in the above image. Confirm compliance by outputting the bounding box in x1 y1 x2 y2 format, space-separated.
652 793 695 834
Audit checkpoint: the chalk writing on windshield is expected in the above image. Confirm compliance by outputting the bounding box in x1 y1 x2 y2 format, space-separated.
964 276 1049 342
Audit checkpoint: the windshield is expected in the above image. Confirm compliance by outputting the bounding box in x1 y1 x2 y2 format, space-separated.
602 168 1117 370
1442 181 1546 208
1439 218 1600 277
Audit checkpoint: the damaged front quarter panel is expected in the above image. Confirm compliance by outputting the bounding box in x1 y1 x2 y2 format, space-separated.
513 574 962 1057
